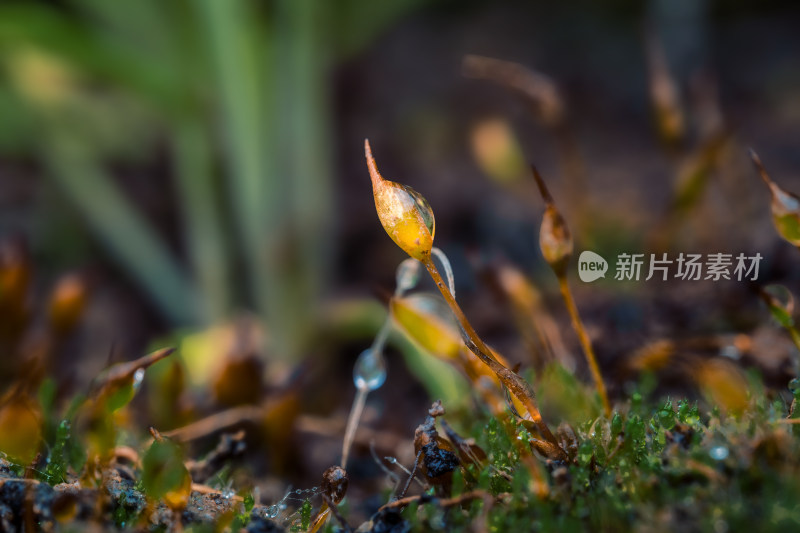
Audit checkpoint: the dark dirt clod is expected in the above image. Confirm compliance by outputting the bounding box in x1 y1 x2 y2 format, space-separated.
0 465 252 531
412 402 459 480
0 479 54 531
421 443 459 479
361 508 411 533
246 512 286 532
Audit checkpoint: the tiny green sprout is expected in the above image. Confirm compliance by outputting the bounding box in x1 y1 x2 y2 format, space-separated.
142 428 192 514
611 412 623 436
750 149 800 247
366 139 435 260
43 419 71 484
300 499 312 531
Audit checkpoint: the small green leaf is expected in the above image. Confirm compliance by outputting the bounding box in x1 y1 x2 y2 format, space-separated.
142 438 192 511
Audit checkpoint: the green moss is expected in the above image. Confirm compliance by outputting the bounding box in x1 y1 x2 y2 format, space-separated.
396 381 800 532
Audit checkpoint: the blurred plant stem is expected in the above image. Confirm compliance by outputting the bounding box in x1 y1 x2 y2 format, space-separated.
197 0 277 334
171 116 231 322
277 0 333 359
198 0 334 361
1 0 432 360
43 132 202 325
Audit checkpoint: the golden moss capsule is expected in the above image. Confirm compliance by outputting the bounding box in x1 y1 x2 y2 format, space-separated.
539 204 573 277
0 395 42 464
48 273 88 335
365 140 435 260
532 167 573 277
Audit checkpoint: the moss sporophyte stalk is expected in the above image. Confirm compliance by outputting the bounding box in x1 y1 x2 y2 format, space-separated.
365 140 562 457
531 167 611 417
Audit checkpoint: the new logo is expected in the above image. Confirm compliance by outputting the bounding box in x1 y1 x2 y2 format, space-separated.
578 250 608 282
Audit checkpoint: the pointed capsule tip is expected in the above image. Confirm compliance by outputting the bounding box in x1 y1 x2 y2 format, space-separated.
749 148 763 169
530 165 554 205
364 139 382 187
139 347 176 369
749 148 774 188
153 346 176 360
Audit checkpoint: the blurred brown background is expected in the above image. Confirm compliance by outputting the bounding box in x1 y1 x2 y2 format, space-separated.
1 0 800 421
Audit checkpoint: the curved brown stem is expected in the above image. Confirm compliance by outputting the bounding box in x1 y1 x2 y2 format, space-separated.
422 258 561 453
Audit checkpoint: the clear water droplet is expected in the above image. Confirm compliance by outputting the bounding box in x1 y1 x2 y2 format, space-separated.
222 488 235 500
132 368 146 392
398 184 435 237
709 446 729 461
353 349 386 391
719 344 740 360
395 258 421 295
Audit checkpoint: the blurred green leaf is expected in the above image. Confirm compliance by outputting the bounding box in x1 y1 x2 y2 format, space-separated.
142 437 192 510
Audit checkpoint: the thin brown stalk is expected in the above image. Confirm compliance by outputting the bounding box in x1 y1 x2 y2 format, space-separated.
532 166 610 416
163 405 263 442
321 494 351 532
308 502 330 533
462 54 588 233
557 277 610 416
378 489 493 513
422 258 561 453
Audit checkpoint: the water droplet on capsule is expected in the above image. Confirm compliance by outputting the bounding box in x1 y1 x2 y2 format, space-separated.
132 368 146 392
399 184 436 237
